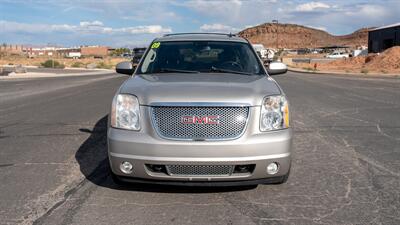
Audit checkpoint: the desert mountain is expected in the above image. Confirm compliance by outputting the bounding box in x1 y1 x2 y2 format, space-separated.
238 23 370 49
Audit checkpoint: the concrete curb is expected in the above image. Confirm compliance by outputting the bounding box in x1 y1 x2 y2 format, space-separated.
0 69 114 79
1 65 39 68
288 67 400 79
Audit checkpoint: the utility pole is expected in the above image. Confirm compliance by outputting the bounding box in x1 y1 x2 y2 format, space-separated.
272 20 279 50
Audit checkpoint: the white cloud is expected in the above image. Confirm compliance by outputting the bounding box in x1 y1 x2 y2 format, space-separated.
120 7 182 22
79 20 104 27
182 0 243 10
3 0 400 45
50 24 76 32
345 4 387 18
307 25 327 31
176 0 243 22
295 2 330 12
0 20 171 35
0 20 47 33
200 23 238 33
116 25 172 34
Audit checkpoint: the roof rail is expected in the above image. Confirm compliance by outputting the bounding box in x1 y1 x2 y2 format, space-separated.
163 32 237 37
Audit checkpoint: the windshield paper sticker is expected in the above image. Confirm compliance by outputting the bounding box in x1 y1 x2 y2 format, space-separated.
151 42 161 49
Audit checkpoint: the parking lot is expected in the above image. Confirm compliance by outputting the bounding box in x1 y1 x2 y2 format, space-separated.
0 72 399 225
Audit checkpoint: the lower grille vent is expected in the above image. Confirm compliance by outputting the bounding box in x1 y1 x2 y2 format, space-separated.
166 165 234 176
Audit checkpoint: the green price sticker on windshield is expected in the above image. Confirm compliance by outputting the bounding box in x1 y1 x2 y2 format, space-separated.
151 42 161 49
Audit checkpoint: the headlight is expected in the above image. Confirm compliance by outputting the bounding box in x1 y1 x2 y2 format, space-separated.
111 94 140 131
260 95 290 131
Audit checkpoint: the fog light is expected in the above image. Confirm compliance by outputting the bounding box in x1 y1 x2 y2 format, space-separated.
152 165 164 172
146 164 168 174
267 162 279 175
233 164 255 174
120 161 133 174
236 165 249 173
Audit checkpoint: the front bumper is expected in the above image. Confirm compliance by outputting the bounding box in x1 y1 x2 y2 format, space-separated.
113 175 288 187
108 125 292 183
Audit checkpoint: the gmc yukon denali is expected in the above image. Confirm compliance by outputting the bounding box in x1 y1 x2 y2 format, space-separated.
108 33 292 186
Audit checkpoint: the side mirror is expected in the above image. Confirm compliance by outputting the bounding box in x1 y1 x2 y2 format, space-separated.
267 62 288 75
116 61 135 75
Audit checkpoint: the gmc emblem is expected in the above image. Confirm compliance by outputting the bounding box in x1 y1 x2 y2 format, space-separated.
181 115 220 125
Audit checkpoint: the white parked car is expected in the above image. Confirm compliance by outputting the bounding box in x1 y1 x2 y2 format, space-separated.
252 44 275 60
326 52 349 59
66 52 81 59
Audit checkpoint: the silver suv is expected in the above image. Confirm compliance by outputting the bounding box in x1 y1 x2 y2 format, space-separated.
109 33 292 186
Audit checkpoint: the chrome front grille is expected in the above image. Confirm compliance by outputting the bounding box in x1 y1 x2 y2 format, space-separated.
150 106 249 140
166 165 234 176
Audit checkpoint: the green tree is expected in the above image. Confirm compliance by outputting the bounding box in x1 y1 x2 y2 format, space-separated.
111 48 131 56
41 60 65 69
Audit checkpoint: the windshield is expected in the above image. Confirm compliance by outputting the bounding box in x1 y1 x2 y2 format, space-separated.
137 41 265 75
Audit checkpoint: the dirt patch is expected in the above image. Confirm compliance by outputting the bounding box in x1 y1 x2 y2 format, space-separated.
0 55 126 69
365 46 400 71
292 46 400 74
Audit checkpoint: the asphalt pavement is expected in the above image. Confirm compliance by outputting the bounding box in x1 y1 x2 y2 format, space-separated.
0 72 399 225
25 68 98 74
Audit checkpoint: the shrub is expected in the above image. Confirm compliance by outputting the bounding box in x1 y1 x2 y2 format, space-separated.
96 62 112 69
360 68 369 74
41 60 65 69
71 62 85 68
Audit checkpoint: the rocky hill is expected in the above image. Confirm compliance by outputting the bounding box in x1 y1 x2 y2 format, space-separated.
238 23 370 49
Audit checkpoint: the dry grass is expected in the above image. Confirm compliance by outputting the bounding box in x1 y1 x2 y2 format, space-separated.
0 54 127 69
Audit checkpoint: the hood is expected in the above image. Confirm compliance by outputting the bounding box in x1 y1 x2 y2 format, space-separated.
120 73 281 106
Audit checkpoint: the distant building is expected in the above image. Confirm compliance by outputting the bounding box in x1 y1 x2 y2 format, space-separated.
28 47 58 57
368 23 400 53
108 48 116 55
0 44 25 54
56 48 81 58
80 46 109 57
317 46 350 53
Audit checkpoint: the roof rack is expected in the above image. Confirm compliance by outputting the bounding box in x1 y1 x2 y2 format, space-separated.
163 32 237 37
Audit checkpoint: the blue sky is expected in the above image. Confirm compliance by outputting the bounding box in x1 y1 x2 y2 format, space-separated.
1 0 399 47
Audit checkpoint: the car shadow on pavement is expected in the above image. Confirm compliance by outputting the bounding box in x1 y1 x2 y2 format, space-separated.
75 115 256 193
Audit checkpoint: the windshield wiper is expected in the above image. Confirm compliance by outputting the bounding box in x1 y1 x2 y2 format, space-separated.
210 66 252 75
158 68 199 73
